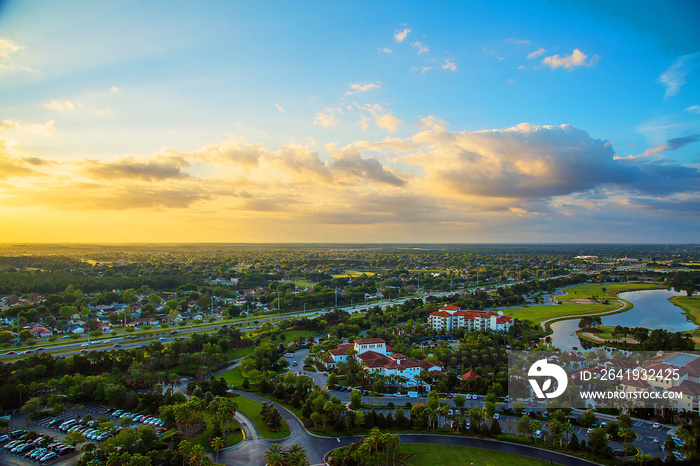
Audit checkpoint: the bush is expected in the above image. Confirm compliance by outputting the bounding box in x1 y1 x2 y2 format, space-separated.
496 433 533 445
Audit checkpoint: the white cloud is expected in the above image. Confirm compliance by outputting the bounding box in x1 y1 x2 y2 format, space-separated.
111 86 119 93
0 36 34 73
313 109 340 127
541 49 599 70
0 37 22 60
44 99 76 113
508 39 531 45
614 144 667 161
375 114 402 133
0 119 56 134
411 41 429 55
347 82 381 95
0 119 21 130
394 28 410 43
378 47 392 53
441 59 457 71
354 103 403 133
517 65 526 70
658 52 700 99
687 105 700 113
25 120 56 135
527 48 546 60
418 116 449 132
275 103 285 114
412 65 433 73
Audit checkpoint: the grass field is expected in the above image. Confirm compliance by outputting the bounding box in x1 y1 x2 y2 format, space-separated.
221 365 246 387
505 282 660 325
399 444 553 466
232 395 291 440
670 296 700 343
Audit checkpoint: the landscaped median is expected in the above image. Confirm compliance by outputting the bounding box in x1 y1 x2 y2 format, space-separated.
191 410 243 449
232 394 291 440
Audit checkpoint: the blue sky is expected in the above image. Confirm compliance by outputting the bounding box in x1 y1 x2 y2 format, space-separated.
0 0 699 243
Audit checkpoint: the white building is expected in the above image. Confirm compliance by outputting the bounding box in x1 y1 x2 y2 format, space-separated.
325 338 442 384
428 305 514 332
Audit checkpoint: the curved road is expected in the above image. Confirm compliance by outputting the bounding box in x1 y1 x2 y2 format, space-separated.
217 391 602 466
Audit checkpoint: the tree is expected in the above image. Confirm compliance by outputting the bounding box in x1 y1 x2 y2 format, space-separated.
285 443 310 466
21 397 41 417
581 408 596 427
64 430 87 448
517 414 533 437
587 427 609 457
211 437 224 463
350 389 362 410
264 443 286 466
619 427 635 461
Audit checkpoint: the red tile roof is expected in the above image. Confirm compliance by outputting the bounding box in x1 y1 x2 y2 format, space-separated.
668 380 700 397
354 338 386 345
329 343 354 356
440 304 461 311
459 370 480 380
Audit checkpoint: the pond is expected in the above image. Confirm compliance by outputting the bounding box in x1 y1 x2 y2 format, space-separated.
548 288 694 350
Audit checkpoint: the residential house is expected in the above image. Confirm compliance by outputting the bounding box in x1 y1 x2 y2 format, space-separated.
28 326 53 338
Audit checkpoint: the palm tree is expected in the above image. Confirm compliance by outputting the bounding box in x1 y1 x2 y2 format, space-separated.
263 443 286 466
285 443 309 466
211 436 224 463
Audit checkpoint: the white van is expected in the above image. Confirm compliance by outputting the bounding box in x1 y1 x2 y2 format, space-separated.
59 419 78 431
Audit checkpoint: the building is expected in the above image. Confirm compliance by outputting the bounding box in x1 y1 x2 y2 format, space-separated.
325 338 442 384
28 326 53 338
428 305 514 332
616 352 700 414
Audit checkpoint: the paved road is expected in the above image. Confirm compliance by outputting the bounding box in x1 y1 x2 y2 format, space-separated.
216 391 607 466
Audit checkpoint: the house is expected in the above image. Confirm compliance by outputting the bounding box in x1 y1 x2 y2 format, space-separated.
134 317 159 326
29 326 53 338
428 305 514 332
96 322 112 334
66 324 85 334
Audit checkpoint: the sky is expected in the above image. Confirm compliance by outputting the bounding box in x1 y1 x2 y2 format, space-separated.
0 0 699 244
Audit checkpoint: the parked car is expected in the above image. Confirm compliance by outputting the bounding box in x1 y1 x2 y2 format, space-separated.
40 451 58 462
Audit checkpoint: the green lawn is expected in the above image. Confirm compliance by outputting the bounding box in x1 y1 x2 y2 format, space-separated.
232 395 291 440
504 282 660 325
191 410 243 449
221 365 246 388
671 296 700 326
670 296 700 344
556 282 660 299
399 444 553 466
507 301 622 324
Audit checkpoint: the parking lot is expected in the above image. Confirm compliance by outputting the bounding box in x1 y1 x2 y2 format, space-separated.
1 402 168 466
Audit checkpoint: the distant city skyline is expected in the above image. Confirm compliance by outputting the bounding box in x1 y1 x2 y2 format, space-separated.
0 0 699 243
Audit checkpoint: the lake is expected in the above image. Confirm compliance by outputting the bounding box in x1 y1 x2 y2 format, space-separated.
549 288 694 350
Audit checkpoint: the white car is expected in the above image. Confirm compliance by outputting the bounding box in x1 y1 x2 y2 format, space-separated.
493 413 500 420
652 422 662 429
